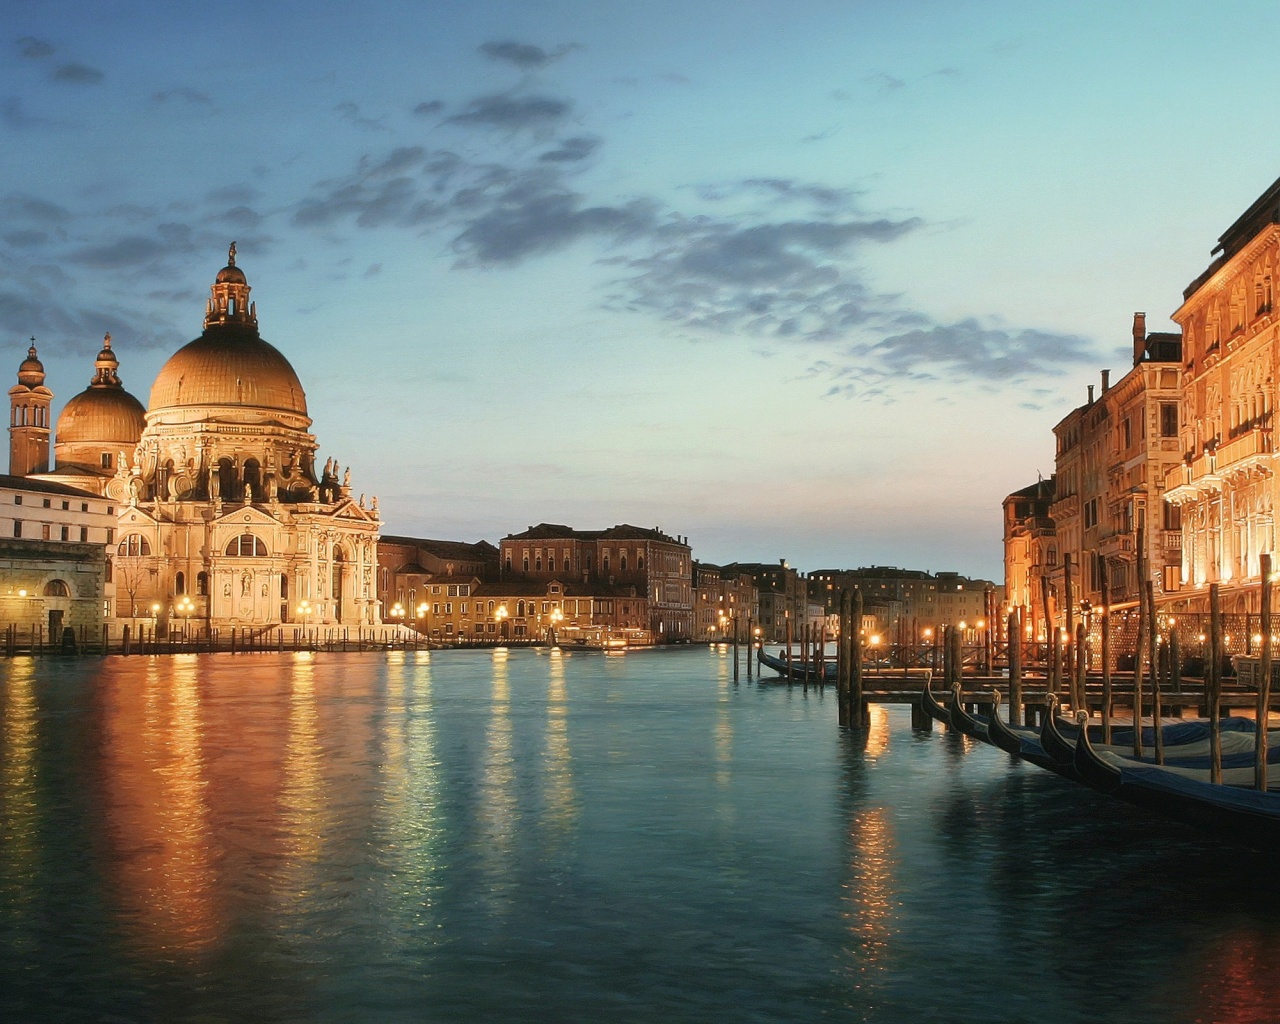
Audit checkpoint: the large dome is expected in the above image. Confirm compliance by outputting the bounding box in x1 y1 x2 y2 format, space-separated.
57 385 146 445
148 326 308 416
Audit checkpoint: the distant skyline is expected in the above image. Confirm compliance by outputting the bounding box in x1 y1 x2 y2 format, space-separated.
6 1 1280 580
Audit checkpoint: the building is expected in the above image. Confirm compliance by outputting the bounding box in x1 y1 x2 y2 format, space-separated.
499 523 693 640
692 562 759 640
1001 477 1056 637
9 245 382 630
0 475 114 636
1050 316 1182 622
376 535 499 627
1164 176 1280 612
809 566 998 643
717 560 812 641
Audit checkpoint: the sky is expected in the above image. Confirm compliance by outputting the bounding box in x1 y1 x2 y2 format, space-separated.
6 1 1280 581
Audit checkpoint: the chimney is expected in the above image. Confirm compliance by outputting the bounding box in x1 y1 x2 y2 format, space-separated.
1101 368 1110 393
1087 384 1094 404
1132 312 1147 366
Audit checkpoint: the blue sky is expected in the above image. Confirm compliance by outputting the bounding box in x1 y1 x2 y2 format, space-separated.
5 1 1280 580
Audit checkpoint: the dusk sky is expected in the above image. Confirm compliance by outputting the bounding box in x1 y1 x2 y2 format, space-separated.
6 1 1280 580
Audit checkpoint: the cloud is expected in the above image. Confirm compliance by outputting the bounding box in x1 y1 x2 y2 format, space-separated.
479 40 578 69
154 87 211 104
17 37 53 59
53 62 104 85
1 97 49 130
335 101 389 132
67 235 169 268
2 194 70 223
207 205 262 228
842 319 1096 383
413 100 443 116
446 94 570 131
4 230 49 248
539 136 600 162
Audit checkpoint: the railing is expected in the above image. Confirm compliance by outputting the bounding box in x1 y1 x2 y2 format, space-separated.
1214 427 1273 470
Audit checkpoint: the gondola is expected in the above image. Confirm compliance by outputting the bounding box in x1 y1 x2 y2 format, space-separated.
948 682 987 740
919 671 951 728
1072 712 1280 848
755 647 835 683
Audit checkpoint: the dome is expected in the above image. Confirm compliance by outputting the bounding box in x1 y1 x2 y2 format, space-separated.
215 263 247 285
56 385 146 445
17 345 44 388
148 325 308 417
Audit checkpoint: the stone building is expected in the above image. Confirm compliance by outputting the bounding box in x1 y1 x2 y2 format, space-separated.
0 474 114 636
9 246 381 630
1001 477 1056 637
1164 176 1280 611
499 523 693 640
692 562 759 640
1050 316 1182 620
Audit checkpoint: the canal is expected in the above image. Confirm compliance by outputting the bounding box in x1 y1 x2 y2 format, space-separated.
2 646 1278 1022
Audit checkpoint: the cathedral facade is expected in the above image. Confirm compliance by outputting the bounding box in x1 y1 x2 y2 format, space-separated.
10 246 382 630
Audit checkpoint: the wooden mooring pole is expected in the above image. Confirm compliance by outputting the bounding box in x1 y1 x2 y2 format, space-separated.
836 590 849 727
785 617 793 685
850 588 865 728
1258 552 1272 792
746 616 754 679
1132 566 1147 760
1009 608 1022 727
1101 573 1112 744
732 616 740 682
1210 582 1222 784
1147 578 1163 765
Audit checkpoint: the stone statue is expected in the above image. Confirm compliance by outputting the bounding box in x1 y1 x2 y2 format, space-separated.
343 467 351 488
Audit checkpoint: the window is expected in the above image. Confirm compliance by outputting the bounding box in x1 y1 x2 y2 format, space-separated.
1164 503 1182 531
41 524 50 540
101 453 112 469
81 503 88 512
105 559 112 583
12 520 20 538
61 501 69 510
12 496 20 505
445 602 452 614
175 571 186 595
1122 418 1132 449
1160 403 1178 438
41 499 50 509
106 528 114 544
60 526 69 541
118 535 150 556
224 533 267 556
197 572 209 596
43 579 69 597
79 527 88 542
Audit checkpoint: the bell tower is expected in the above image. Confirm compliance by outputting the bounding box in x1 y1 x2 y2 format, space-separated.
9 339 51 476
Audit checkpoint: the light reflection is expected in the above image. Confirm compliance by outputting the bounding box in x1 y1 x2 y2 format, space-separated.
479 646 517 912
278 652 324 873
99 654 220 955
715 650 733 789
843 806 898 1001
0 659 39 947
864 705 890 761
543 652 577 837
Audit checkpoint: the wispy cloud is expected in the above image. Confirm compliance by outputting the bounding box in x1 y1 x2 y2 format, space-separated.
446 94 571 132
16 37 53 59
53 62 104 85
479 40 579 70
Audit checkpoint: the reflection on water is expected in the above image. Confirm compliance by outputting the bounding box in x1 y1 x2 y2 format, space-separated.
4 647 1280 1022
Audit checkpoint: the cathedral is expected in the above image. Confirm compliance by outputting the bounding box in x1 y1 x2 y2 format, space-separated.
9 246 382 630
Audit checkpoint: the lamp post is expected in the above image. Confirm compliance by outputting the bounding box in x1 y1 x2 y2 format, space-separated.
417 602 428 643
177 595 194 638
549 607 563 646
298 599 312 645
870 633 881 676
496 604 508 641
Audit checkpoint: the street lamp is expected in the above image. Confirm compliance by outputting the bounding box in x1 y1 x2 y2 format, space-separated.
298 599 312 643
549 606 563 645
496 604 508 640
177 595 194 637
870 633 881 675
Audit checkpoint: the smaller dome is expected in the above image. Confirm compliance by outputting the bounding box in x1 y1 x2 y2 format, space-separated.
57 386 146 446
216 263 247 285
17 344 44 388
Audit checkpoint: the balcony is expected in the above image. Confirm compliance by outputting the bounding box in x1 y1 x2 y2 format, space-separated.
1214 426 1273 477
1163 452 1221 504
1097 532 1134 560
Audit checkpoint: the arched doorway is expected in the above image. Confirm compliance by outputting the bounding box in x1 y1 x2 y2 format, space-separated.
332 547 346 623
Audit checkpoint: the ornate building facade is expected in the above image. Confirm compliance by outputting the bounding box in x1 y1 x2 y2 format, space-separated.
1162 181 1280 612
9 246 381 629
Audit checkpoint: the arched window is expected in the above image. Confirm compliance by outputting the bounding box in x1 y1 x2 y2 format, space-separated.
522 556 530 572
118 535 150 556
535 555 542 572
43 579 69 597
602 554 610 574
218 457 237 501
332 547 344 600
563 555 570 572
243 458 261 502
620 553 628 572
196 571 209 596
224 533 267 556
637 555 644 571
517 600 526 616
105 559 113 583
175 571 186 595
280 573 289 600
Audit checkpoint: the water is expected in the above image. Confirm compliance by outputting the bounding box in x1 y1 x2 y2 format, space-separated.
2 647 1279 1023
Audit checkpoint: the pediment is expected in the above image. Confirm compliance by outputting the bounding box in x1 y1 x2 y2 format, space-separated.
329 499 379 523
213 505 281 529
119 506 162 528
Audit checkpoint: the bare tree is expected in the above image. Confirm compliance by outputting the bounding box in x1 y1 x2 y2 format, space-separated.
114 555 156 618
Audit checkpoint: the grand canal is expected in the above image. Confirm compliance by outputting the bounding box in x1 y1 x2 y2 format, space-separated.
3 647 1280 1023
